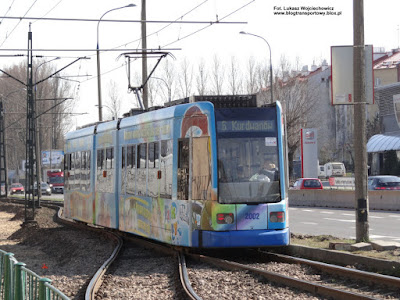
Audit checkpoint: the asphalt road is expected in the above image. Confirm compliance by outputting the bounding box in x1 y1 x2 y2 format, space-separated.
289 206 400 242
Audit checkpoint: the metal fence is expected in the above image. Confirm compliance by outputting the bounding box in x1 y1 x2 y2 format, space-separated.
0 249 69 300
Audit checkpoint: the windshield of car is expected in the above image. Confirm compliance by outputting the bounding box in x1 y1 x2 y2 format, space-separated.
332 164 343 170
376 177 400 186
49 176 64 184
303 179 321 188
11 183 22 188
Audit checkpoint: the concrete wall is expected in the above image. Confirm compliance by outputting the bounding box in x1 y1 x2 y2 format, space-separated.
289 190 400 211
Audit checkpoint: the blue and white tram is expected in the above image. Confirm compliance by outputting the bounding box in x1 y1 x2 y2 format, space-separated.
64 96 290 248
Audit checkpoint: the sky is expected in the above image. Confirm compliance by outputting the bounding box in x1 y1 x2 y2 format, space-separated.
0 0 399 129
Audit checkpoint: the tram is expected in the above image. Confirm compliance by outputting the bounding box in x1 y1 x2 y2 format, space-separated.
64 95 290 248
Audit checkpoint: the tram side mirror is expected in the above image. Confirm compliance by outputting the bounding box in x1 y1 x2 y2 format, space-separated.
157 170 162 179
103 170 107 177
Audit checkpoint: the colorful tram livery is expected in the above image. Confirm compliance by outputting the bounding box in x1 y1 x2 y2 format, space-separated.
64 97 289 248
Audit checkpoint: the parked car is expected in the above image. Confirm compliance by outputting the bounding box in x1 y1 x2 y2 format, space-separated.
33 182 52 196
10 183 24 195
292 178 323 190
368 175 400 190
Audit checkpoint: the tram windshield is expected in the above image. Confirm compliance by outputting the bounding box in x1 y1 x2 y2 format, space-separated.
216 108 281 204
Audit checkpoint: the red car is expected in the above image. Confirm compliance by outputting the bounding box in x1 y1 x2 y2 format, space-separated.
10 183 25 195
292 178 323 190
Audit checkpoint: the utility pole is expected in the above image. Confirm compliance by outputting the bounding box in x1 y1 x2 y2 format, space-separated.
0 100 7 198
25 23 39 222
141 0 148 109
353 0 369 242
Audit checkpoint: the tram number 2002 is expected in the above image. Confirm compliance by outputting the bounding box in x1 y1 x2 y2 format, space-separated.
245 213 260 220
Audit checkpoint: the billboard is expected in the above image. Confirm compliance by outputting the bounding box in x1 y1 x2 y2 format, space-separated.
41 150 64 167
301 128 318 178
331 45 374 105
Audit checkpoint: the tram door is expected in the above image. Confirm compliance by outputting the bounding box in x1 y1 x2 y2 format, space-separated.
177 139 189 200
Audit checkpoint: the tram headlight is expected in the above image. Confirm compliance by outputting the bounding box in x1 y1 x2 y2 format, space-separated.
217 213 234 224
270 211 285 223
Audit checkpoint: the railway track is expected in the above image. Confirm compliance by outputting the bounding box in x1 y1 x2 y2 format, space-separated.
184 250 400 299
31 202 400 299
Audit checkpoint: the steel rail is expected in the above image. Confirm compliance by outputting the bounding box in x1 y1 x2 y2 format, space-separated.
56 208 124 300
84 233 123 300
189 253 378 300
178 253 201 300
260 251 400 289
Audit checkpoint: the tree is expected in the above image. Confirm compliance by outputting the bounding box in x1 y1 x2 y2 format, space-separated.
272 55 321 178
195 58 208 95
177 57 193 99
106 80 121 119
245 56 258 94
211 54 225 95
0 60 74 180
227 56 242 95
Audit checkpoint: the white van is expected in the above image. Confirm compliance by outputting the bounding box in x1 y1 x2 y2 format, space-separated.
324 162 346 177
318 165 326 178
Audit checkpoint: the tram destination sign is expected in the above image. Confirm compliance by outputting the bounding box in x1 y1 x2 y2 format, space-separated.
217 120 275 133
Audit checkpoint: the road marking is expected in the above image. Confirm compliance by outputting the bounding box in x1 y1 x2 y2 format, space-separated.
301 222 318 225
341 213 353 216
320 211 334 214
302 209 314 212
324 217 355 223
370 234 400 240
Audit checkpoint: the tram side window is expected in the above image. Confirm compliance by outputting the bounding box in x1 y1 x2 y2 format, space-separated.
148 142 159 169
137 143 147 168
106 147 114 169
160 140 173 199
87 151 91 191
75 151 81 190
126 144 136 195
148 142 160 197
70 153 75 190
81 151 87 191
121 146 126 194
177 139 189 200
137 143 147 196
127 145 136 168
97 149 104 170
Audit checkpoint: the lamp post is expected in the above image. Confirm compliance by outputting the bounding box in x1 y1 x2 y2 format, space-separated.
95 104 115 120
97 4 136 122
34 57 60 199
240 31 273 102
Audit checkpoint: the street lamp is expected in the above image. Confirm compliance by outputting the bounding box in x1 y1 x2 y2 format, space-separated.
34 57 60 199
97 4 136 122
240 31 273 102
95 104 115 120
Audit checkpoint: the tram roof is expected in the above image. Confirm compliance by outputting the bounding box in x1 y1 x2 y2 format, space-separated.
119 102 214 129
65 124 96 140
96 119 119 133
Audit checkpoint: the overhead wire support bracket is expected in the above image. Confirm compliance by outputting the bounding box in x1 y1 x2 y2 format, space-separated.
124 51 172 110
